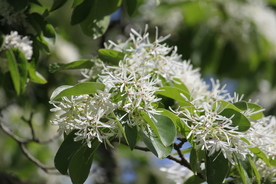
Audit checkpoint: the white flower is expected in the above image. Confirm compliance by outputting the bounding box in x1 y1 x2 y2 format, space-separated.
180 101 251 164
2 31 33 60
50 92 118 148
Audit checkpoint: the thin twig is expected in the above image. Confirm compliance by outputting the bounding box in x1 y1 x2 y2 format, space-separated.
0 118 60 174
21 113 36 140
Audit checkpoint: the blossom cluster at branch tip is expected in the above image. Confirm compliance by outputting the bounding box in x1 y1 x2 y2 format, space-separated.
2 31 33 60
50 25 276 182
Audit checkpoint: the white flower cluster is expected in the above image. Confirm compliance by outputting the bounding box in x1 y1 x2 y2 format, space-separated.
50 26 276 181
2 31 33 60
0 0 28 27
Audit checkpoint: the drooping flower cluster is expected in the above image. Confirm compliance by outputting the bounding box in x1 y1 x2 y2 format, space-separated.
2 31 33 60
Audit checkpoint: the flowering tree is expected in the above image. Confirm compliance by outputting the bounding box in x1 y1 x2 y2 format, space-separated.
1 0 276 184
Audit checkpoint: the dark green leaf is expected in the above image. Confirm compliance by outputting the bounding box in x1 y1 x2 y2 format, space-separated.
69 140 101 184
206 151 231 184
7 0 28 11
79 0 121 38
98 49 125 65
54 130 83 174
123 0 138 16
27 61 47 84
30 0 42 6
69 147 94 184
72 0 85 7
49 59 95 73
124 124 138 150
140 130 173 159
71 0 93 25
5 49 20 95
29 13 56 40
220 108 250 132
97 0 122 15
190 147 199 174
50 0 69 11
50 82 105 100
233 101 248 111
184 175 205 184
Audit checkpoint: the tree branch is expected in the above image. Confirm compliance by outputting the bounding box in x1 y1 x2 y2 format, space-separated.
0 115 60 174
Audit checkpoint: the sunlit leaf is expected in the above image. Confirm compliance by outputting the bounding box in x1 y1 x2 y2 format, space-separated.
141 112 176 146
5 49 20 95
98 49 125 65
50 82 105 100
28 61 47 84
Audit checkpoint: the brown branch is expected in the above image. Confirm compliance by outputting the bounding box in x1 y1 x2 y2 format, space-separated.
0 117 60 174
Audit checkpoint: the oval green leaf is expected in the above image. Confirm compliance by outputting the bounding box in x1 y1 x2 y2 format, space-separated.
50 82 105 100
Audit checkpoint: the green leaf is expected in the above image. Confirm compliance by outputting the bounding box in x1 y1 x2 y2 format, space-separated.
71 0 93 25
50 0 69 11
241 138 271 167
50 82 105 100
190 147 199 174
5 49 20 95
157 86 190 102
248 157 261 184
220 108 250 132
236 157 249 184
69 147 94 184
72 0 85 7
247 102 263 120
184 175 205 184
79 0 109 39
124 124 138 150
7 0 28 11
68 140 100 184
27 61 47 84
54 130 83 174
29 13 56 41
49 59 95 73
98 49 125 65
206 151 231 184
217 100 242 112
79 0 121 39
158 108 190 137
13 50 28 93
233 101 248 111
172 78 190 96
123 0 138 16
141 112 176 146
140 130 173 159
